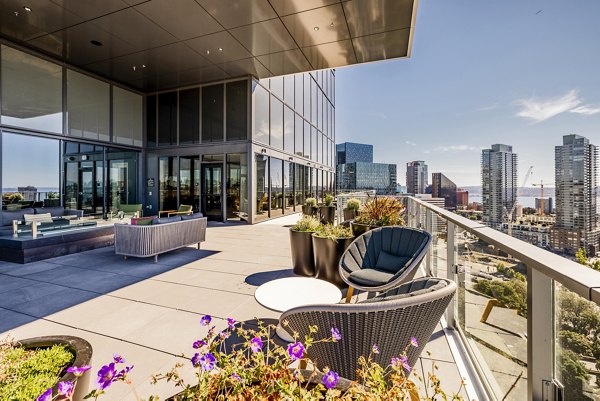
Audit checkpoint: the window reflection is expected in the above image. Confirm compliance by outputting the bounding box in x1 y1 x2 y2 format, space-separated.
202 84 224 143
255 154 269 222
270 158 283 216
254 84 270 145
270 95 283 150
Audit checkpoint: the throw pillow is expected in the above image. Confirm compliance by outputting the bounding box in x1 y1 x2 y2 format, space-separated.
375 250 411 273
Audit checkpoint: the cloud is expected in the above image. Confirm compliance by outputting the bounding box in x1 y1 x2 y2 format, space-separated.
514 90 600 122
431 145 481 153
405 141 417 146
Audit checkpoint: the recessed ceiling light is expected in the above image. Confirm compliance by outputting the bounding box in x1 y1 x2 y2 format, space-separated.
206 50 210 55
142 64 146 68
218 47 223 51
132 66 136 71
313 26 319 31
330 22 334 27
23 6 32 12
90 40 103 46
14 11 19 16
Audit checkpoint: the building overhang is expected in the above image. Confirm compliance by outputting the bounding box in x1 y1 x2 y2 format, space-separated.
0 0 417 92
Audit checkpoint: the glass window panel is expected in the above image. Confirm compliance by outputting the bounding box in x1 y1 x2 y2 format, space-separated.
284 105 294 155
270 157 283 215
253 84 269 145
270 95 283 150
295 113 303 157
311 126 317 162
158 92 177 146
304 120 311 159
146 95 157 147
159 156 178 211
294 163 304 207
226 80 248 141
284 75 294 107
303 75 310 120
179 88 200 144
311 78 317 124
202 84 224 143
67 70 109 142
283 161 294 214
270 76 283 99
113 87 143 147
295 74 303 115
317 90 321 130
255 154 269 222
1 46 63 133
227 153 248 221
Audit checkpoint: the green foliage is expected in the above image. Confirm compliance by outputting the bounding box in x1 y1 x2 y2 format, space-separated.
1 192 24 203
291 216 321 232
354 197 404 227
558 349 591 401
474 278 527 317
0 340 74 401
46 192 59 199
324 194 335 207
576 248 588 265
559 331 594 357
496 265 526 282
591 260 600 272
346 198 361 211
313 224 353 241
305 197 317 207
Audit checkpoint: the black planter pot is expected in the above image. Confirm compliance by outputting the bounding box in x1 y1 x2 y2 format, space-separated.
302 205 316 216
44 199 60 207
17 335 93 401
319 206 335 225
312 235 354 288
351 222 379 238
289 229 316 276
343 208 357 221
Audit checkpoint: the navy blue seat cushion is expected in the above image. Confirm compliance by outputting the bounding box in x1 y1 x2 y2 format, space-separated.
375 250 411 273
152 215 182 225
181 212 203 220
348 268 394 286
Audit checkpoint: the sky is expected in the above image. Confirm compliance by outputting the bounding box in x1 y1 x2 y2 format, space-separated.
335 0 600 187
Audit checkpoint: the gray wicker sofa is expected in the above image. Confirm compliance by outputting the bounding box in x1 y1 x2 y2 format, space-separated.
114 213 207 262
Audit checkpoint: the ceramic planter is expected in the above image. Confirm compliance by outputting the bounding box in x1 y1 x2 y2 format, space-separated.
343 208 358 221
302 205 316 216
319 206 335 225
351 222 379 238
17 335 93 401
289 229 316 276
312 235 353 288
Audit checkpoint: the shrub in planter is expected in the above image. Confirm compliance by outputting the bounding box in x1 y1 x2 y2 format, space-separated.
352 196 405 237
289 216 321 276
302 197 318 216
343 198 361 221
312 224 354 288
319 194 336 225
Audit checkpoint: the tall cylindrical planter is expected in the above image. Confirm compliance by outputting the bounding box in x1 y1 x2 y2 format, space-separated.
289 229 316 276
302 205 314 216
319 206 335 225
351 222 378 238
343 208 357 221
17 335 93 401
312 235 354 288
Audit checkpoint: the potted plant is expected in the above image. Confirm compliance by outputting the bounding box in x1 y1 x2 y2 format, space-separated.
3 335 92 401
352 196 405 237
44 192 60 208
303 197 317 216
343 198 361 221
319 193 336 225
312 224 354 288
289 216 321 276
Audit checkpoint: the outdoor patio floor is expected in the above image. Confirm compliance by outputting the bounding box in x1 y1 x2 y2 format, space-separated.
0 213 468 400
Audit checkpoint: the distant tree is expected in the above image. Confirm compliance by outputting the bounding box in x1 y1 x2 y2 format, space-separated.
576 248 588 265
592 260 600 272
522 207 536 215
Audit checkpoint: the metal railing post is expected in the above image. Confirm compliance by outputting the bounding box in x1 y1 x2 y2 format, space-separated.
425 209 433 276
446 221 456 328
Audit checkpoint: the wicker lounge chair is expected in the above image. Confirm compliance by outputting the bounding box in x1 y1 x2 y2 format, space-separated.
339 226 431 300
279 277 456 379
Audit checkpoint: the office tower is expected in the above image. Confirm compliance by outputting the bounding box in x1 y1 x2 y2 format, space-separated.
535 198 553 215
431 173 458 210
406 161 428 194
456 190 469 207
481 144 518 229
336 142 397 195
551 134 599 254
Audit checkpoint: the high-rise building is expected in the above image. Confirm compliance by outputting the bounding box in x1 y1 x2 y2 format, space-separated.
431 173 457 210
550 134 599 254
456 190 469 207
336 142 396 195
406 161 428 194
535 197 553 215
481 144 518 229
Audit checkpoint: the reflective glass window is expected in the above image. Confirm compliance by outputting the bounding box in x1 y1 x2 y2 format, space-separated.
254 84 269 145
303 76 310 120
295 75 303 115
146 95 157 147
270 76 283 99
311 126 317 162
284 161 294 214
113 87 143 147
227 153 248 221
284 105 294 154
202 84 224 142
295 114 303 157
179 88 200 144
311 78 317 124
284 75 294 107
67 70 110 142
226 80 248 141
255 154 269 222
270 157 283 215
270 95 283 150
158 91 177 146
304 121 311 159
1 46 62 133
159 156 178 211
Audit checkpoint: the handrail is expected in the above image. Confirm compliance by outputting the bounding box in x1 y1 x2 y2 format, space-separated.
405 196 600 306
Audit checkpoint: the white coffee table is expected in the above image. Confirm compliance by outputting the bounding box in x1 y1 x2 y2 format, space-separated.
254 277 342 341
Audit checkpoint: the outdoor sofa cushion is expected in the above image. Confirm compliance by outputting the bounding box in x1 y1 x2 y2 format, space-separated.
152 215 182 225
347 268 394 286
359 278 448 304
131 216 156 225
181 212 203 220
1 208 35 226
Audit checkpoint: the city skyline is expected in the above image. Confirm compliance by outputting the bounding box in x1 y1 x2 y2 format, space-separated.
335 0 600 187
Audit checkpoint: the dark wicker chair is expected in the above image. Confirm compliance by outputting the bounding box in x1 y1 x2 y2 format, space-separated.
339 226 432 298
280 277 456 380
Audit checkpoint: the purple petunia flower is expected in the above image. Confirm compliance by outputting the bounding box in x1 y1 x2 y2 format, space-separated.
113 354 125 364
67 365 91 377
250 337 263 353
322 371 339 389
219 331 230 340
400 355 411 372
57 381 74 396
36 388 52 401
287 342 305 361
96 363 117 390
372 344 379 354
200 353 217 371
232 373 242 382
192 340 207 349
391 357 401 368
191 353 201 367
331 328 342 341
115 365 134 379
200 315 212 326
227 317 236 329
410 337 419 348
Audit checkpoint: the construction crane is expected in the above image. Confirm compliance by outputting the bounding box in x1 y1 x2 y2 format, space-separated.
532 180 554 215
504 165 533 236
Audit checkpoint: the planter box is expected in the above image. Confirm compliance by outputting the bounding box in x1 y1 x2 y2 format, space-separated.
17 335 93 401
312 235 353 288
319 206 335 225
289 229 316 276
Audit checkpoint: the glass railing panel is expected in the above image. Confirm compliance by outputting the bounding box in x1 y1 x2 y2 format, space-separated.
429 211 448 279
556 283 600 400
455 226 528 400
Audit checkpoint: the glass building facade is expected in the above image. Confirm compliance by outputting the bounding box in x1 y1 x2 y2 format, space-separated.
336 162 397 195
431 172 458 210
336 142 373 164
